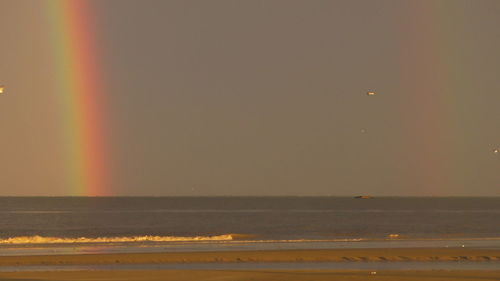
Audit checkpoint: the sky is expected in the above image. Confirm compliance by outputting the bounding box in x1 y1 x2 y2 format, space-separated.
0 0 499 196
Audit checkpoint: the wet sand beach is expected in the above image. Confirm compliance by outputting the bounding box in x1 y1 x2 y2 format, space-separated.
1 248 499 266
1 269 500 281
1 248 500 280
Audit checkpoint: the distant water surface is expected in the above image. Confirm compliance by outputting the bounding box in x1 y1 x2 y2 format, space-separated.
0 197 499 242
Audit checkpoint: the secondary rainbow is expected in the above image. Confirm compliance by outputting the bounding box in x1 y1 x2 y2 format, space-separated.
399 1 470 194
47 0 109 196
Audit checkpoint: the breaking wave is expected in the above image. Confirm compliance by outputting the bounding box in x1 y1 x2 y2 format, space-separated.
0 234 235 245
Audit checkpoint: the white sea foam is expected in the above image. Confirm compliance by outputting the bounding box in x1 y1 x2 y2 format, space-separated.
2 235 497 246
0 234 234 245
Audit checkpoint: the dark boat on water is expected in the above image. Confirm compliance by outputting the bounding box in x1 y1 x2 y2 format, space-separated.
354 195 374 199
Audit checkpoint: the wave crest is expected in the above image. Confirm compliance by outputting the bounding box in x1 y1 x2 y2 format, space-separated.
0 234 234 244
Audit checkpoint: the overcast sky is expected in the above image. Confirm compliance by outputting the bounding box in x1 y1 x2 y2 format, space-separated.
1 0 500 196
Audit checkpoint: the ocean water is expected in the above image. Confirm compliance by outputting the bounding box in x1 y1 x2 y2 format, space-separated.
1 197 499 240
0 197 499 254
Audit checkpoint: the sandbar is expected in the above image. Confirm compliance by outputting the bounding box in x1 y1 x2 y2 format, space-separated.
0 248 499 266
1 270 500 281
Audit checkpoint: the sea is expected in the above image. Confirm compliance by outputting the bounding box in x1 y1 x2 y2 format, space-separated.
1 197 500 257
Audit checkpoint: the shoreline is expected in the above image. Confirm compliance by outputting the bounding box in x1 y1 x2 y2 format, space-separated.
2 248 500 280
1 248 500 266
1 270 500 281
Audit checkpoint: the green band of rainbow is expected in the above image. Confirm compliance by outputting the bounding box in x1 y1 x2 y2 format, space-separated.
47 0 109 196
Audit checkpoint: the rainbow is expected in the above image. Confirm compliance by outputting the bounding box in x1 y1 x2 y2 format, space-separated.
47 0 109 196
399 1 467 195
